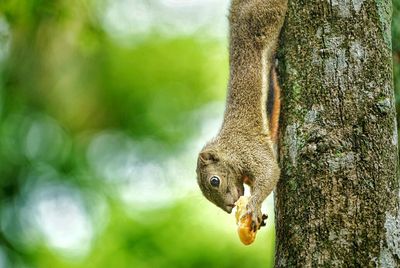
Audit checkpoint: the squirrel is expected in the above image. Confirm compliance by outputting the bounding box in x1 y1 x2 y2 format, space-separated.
196 0 287 230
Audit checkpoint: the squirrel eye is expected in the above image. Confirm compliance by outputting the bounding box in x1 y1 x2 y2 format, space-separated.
210 176 220 187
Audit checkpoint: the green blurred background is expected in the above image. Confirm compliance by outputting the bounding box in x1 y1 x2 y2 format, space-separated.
0 1 398 267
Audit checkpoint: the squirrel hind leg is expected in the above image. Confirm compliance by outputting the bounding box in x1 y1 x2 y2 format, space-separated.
267 68 280 143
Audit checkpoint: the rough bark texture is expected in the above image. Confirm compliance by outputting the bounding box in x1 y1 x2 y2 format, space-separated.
275 0 400 267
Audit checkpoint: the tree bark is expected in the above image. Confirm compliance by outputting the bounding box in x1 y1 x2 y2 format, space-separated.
275 0 400 267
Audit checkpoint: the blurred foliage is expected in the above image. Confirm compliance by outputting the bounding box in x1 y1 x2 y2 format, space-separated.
0 0 274 267
0 0 399 268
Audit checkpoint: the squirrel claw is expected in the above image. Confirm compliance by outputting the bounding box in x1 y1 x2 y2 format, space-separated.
258 214 268 229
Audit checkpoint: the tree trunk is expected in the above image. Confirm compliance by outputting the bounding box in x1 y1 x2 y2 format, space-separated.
275 0 400 267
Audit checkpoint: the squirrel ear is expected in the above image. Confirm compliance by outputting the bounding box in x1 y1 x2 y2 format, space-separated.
199 151 219 165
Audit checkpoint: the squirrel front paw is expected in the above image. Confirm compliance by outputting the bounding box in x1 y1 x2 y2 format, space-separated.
245 198 268 231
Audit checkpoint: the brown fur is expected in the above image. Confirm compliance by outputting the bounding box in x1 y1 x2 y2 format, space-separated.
270 68 281 142
196 0 287 228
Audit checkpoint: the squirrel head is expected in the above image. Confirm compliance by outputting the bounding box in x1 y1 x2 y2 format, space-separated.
196 147 244 213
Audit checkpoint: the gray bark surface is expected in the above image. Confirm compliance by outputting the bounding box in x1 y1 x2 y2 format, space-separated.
275 0 400 267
